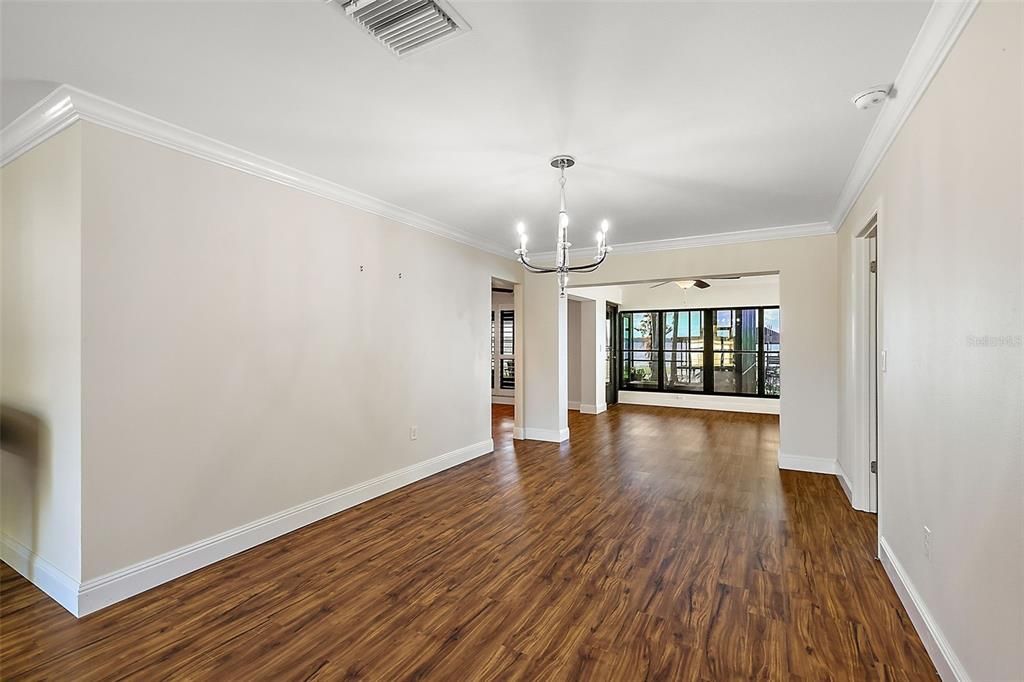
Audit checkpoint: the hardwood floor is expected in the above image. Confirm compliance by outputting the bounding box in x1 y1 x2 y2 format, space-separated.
1 404 936 680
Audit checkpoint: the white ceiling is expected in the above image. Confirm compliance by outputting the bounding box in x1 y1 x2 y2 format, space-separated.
1 1 931 251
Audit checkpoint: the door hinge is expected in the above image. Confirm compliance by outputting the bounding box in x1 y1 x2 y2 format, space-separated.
869 260 877 273
870 460 877 474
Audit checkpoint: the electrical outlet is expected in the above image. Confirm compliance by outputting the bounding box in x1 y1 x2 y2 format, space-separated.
409 426 418 441
923 525 932 560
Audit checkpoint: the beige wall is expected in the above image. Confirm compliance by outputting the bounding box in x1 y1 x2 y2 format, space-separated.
836 2 1023 677
521 273 569 440
1 124 83 582
837 2 1023 677
568 285 623 306
567 235 837 466
75 122 519 580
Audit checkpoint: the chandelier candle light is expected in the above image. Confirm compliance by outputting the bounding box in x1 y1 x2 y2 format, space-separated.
514 155 611 296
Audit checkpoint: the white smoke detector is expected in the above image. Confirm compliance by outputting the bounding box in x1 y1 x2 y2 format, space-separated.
852 85 893 110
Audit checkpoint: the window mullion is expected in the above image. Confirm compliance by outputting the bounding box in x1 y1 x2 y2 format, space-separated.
703 309 714 394
757 308 765 397
656 312 664 391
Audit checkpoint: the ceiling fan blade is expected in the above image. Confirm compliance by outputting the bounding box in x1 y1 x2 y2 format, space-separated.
693 280 712 289
649 281 673 289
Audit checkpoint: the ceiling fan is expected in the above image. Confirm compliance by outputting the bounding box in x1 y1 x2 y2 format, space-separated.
649 276 741 290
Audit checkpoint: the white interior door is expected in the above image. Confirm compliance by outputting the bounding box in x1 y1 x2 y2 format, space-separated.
868 234 879 513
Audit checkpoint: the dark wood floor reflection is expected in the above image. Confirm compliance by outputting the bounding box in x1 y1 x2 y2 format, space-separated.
1 404 936 680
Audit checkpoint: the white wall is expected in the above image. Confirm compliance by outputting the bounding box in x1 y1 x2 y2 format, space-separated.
1 125 83 590
836 2 1022 678
565 235 836 468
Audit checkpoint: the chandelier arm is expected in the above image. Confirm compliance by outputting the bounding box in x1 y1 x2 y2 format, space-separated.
519 258 559 274
565 250 609 272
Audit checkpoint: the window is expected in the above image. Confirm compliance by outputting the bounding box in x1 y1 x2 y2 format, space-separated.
763 308 781 397
663 310 704 392
621 312 658 389
620 307 780 398
501 310 514 355
494 309 514 391
500 359 515 390
712 308 759 395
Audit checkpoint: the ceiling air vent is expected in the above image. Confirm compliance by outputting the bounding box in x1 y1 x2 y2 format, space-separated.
338 0 470 57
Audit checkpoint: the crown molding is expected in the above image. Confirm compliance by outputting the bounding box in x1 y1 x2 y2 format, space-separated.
3 87 835 260
531 221 833 260
0 88 80 166
0 85 510 258
829 0 979 231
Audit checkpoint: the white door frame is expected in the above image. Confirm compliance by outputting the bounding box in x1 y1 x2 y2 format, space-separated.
513 282 524 439
851 200 884 517
866 226 879 514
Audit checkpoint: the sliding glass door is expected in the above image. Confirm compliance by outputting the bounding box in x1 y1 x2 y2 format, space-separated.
606 302 619 406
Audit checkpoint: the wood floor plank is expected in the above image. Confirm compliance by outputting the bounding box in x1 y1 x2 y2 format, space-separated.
0 404 938 680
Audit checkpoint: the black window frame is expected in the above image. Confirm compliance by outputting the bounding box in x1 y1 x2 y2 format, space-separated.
619 306 780 399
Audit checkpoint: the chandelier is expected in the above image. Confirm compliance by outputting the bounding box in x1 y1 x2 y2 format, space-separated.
514 155 611 296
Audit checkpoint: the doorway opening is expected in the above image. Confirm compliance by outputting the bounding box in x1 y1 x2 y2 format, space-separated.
491 277 520 445
491 286 515 406
566 275 781 417
606 301 619 407
564 296 618 415
563 290 621 416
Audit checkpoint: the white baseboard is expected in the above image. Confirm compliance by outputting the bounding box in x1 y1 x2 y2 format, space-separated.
28 438 493 617
568 401 581 411
522 427 569 443
836 463 855 505
618 391 780 415
878 536 965 681
0 534 81 616
512 426 525 440
579 403 606 415
777 452 838 475
490 395 514 405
